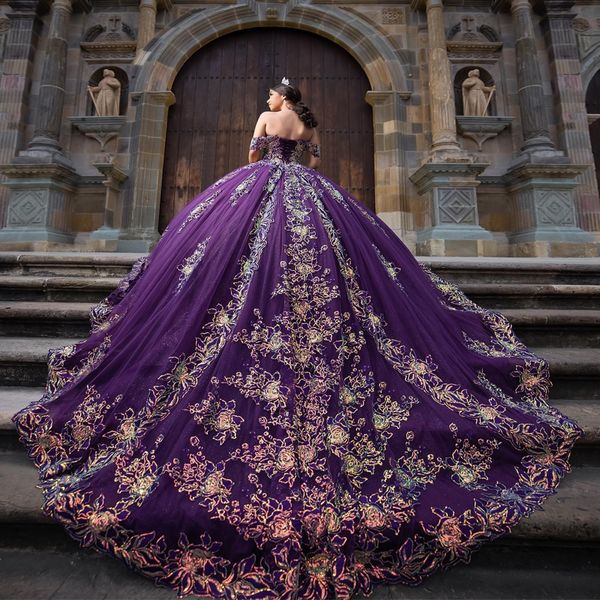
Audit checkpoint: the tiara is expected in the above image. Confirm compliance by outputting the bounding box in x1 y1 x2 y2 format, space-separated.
281 76 290 85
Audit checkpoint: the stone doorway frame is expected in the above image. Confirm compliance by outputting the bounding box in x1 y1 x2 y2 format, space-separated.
119 0 413 251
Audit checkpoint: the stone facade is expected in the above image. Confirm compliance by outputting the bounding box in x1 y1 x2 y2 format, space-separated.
0 0 599 256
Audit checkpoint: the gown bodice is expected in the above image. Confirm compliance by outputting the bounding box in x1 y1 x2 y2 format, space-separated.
249 134 321 165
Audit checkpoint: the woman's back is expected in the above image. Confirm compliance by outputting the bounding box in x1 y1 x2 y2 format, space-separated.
264 110 315 142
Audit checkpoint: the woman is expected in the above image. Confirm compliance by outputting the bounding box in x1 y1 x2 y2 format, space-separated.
13 78 583 599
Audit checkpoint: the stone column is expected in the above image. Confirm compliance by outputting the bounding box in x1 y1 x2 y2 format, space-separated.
0 0 80 249
118 90 174 252
511 0 557 154
492 0 595 255
365 90 416 252
136 0 157 55
424 0 463 159
0 1 45 227
409 0 493 256
27 0 72 155
538 0 600 235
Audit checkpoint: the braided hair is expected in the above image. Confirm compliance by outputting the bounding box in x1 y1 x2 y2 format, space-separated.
271 82 318 128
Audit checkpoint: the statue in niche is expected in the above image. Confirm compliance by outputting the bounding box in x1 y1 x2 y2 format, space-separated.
88 69 121 116
461 69 495 116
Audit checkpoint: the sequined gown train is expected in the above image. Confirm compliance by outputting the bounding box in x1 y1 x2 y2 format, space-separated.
13 134 583 599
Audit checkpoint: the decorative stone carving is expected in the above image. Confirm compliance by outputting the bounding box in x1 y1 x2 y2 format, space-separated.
88 68 121 116
461 69 495 116
80 18 136 62
456 116 513 151
572 17 590 32
446 18 503 61
438 188 477 225
382 7 404 24
8 190 47 226
70 115 126 155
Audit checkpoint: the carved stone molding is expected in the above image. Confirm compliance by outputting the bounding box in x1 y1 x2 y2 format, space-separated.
70 115 127 152
577 32 600 60
456 115 513 151
80 41 137 62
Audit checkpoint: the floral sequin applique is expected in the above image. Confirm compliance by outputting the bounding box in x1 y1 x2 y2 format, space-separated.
175 236 211 293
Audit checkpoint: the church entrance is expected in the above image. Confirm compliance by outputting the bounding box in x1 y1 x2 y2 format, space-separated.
159 27 375 232
586 69 600 195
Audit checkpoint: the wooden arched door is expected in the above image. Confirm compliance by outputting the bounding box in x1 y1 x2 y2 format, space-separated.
159 27 375 232
586 70 600 194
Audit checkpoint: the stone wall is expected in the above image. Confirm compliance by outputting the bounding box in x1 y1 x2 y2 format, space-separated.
0 0 598 256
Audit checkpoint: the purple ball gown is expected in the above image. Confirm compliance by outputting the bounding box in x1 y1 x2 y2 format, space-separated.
13 134 583 599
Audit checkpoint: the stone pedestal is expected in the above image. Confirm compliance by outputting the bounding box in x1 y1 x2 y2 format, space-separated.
365 90 415 251
0 162 77 250
120 90 174 252
456 116 514 152
85 161 128 251
505 162 596 256
410 162 496 256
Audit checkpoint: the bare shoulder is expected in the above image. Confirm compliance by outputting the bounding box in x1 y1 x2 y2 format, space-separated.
309 127 320 143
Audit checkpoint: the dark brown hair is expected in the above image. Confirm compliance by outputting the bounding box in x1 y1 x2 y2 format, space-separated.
271 82 318 128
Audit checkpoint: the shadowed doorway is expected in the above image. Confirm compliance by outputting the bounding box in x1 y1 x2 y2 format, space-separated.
159 27 375 232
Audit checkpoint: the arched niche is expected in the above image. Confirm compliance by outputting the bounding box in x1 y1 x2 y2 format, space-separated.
585 68 600 193
87 67 129 116
454 66 496 116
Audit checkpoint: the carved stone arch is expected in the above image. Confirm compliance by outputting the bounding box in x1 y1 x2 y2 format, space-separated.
581 45 600 92
121 2 413 250
83 24 105 42
479 24 500 42
133 3 410 94
584 66 600 194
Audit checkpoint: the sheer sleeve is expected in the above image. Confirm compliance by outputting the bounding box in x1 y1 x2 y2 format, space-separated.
307 141 321 158
250 136 268 151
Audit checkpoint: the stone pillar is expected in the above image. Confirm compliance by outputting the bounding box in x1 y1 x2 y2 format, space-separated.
511 0 556 155
365 90 416 252
118 90 174 252
409 0 493 256
27 0 72 155
0 0 43 227
424 0 463 160
136 0 157 55
492 0 595 255
538 0 600 235
87 160 128 251
0 0 81 249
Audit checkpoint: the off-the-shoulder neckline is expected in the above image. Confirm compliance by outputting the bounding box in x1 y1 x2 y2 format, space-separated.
254 134 315 144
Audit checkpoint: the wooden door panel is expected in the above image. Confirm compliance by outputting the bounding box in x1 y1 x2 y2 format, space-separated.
160 27 375 231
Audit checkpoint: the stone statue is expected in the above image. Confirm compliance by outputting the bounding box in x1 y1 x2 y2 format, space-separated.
461 69 495 116
88 69 121 116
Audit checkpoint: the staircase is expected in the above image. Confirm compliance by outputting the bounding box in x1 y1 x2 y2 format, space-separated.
0 252 599 600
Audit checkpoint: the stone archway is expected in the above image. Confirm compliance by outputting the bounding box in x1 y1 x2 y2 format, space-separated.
585 68 600 197
118 3 413 250
158 27 376 231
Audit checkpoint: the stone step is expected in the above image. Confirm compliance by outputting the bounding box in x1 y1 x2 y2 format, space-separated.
0 337 598 400
499 308 600 347
461 283 600 310
0 301 93 337
1 448 598 542
1 301 598 347
0 337 81 386
422 257 600 286
0 537 598 599
532 347 600 400
2 278 599 311
0 251 144 277
1 252 598 282
0 275 121 302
